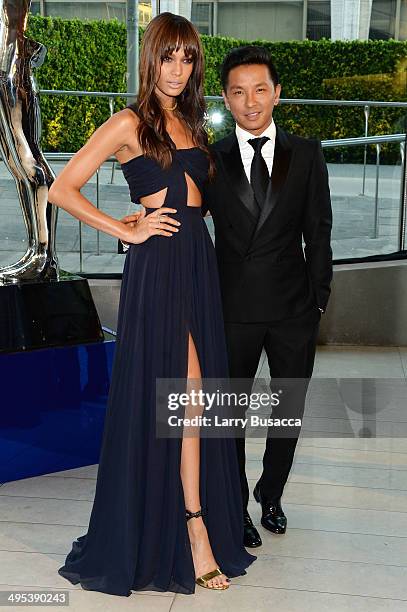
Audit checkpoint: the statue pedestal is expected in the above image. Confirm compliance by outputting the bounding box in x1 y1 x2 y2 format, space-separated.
0 330 115 483
0 272 111 482
0 273 104 353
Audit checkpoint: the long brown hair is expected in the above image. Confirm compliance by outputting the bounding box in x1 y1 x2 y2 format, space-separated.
128 12 216 179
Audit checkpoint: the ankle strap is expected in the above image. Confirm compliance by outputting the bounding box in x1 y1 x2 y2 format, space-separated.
186 508 206 521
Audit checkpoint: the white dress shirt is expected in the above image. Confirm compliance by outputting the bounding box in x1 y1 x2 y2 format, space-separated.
235 119 276 183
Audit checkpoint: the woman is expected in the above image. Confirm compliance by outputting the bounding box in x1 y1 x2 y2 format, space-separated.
49 12 255 596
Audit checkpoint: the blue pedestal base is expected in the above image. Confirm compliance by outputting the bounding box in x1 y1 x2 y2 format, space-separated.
0 332 115 483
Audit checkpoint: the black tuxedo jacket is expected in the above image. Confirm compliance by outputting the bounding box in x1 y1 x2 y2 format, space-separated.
202 126 333 323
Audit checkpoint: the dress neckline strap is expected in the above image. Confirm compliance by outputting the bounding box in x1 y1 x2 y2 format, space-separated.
121 147 203 168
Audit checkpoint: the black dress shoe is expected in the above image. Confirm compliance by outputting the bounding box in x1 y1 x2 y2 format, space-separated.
253 483 287 534
243 510 262 547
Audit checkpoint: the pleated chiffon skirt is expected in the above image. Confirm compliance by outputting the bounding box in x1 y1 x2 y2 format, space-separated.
57 205 256 595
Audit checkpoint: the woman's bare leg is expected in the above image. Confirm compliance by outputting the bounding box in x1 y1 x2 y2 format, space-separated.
180 332 229 589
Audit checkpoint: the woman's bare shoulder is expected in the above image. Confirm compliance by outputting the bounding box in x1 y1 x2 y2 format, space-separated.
112 107 140 133
113 107 142 163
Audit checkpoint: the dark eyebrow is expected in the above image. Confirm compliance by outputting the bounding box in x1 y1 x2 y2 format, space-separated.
164 51 191 58
229 82 270 90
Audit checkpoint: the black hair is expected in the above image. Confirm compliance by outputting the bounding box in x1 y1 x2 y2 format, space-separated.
220 45 280 91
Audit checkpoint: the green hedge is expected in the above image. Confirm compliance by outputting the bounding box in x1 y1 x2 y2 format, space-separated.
27 15 407 163
27 16 128 152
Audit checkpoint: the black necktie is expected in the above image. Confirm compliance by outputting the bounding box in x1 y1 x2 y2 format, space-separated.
248 136 270 212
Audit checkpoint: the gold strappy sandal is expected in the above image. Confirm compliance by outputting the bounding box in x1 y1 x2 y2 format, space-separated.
196 567 229 590
186 508 230 590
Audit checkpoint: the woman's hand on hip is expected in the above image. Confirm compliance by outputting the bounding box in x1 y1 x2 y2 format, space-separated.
120 209 146 229
123 207 180 244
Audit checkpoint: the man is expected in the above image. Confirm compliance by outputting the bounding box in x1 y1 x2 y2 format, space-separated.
201 46 333 548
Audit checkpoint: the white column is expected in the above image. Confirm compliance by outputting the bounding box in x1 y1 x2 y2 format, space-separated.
395 0 401 39
126 0 139 99
331 0 373 40
302 0 308 40
213 0 218 36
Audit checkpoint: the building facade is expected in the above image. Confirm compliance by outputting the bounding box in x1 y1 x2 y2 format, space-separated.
30 0 407 41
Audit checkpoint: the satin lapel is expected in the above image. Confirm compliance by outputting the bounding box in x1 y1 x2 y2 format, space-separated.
253 126 292 237
219 135 259 221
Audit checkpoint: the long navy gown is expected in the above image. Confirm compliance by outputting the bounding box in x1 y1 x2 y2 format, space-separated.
57 117 256 596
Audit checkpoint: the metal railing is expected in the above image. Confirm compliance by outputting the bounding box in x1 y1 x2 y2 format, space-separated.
211 96 407 198
40 89 407 109
39 89 407 187
322 133 406 242
43 132 407 270
2 90 407 270
45 152 118 271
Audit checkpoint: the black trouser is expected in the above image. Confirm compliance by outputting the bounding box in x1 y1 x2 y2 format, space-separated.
224 306 321 512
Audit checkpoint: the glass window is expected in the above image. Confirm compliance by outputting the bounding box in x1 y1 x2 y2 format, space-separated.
217 1 303 41
191 2 212 34
30 1 41 15
307 0 331 40
42 2 122 21
32 2 152 25
369 0 397 39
